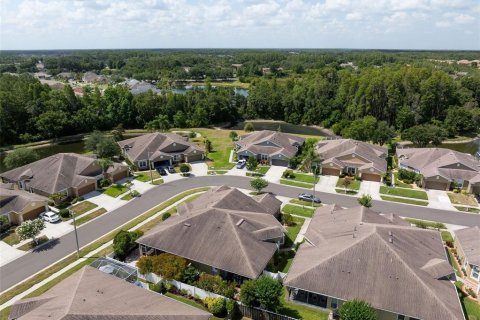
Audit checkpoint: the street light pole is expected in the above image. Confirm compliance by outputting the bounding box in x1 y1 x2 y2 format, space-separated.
70 209 80 259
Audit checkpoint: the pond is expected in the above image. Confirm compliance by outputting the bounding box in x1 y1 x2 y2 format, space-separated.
231 121 329 136
405 138 480 155
170 85 249 97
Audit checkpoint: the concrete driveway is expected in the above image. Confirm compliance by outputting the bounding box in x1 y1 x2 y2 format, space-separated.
263 165 286 183
427 189 455 210
316 175 338 192
359 181 382 200
0 242 25 267
84 191 128 211
41 220 74 240
190 161 208 177
226 166 247 176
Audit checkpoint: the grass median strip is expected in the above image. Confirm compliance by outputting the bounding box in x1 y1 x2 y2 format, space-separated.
73 208 108 226
454 206 480 213
282 204 315 218
289 199 322 207
280 179 313 188
380 195 428 206
17 236 49 251
380 186 428 200
70 201 98 216
0 187 210 307
287 172 319 184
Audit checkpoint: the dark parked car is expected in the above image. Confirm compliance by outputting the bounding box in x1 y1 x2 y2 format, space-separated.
298 193 321 203
156 167 167 176
167 166 176 174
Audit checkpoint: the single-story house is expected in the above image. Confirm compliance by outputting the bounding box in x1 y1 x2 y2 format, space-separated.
82 71 110 84
315 139 387 181
284 204 464 320
396 148 480 192
8 266 212 320
235 130 305 166
454 226 480 295
118 132 205 170
0 153 128 198
0 183 48 224
137 185 285 281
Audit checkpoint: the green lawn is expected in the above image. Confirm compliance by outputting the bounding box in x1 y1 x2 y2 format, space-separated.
267 250 296 273
284 172 319 184
393 172 413 188
74 208 108 225
336 178 361 190
284 216 305 247
70 201 98 216
135 171 161 182
17 235 49 251
194 128 240 170
289 199 322 207
455 206 480 213
463 296 480 320
151 179 164 185
257 166 270 175
278 288 329 320
103 184 129 197
380 186 428 200
381 195 428 206
441 231 453 242
120 193 134 201
280 179 313 188
282 204 315 218
1 227 20 246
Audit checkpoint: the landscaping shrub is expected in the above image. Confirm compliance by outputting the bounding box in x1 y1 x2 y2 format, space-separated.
0 215 11 233
240 276 283 311
204 297 226 316
282 169 296 179
282 213 294 226
137 255 154 274
246 157 258 171
98 178 111 188
113 230 144 261
397 169 418 184
226 299 236 315
153 253 188 280
197 273 223 292
149 282 164 293
58 209 71 219
250 177 269 193
354 175 362 181
358 194 373 208
78 196 84 201
339 173 346 178
182 265 200 285
162 212 171 221
288 157 300 169
130 190 140 197
339 299 377 320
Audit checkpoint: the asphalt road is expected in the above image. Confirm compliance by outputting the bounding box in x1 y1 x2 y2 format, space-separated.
1 176 479 293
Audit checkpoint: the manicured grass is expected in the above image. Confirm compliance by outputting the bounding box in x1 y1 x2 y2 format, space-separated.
289 199 322 207
17 235 49 251
448 192 478 207
74 208 108 226
103 184 129 197
280 179 313 188
284 216 305 247
381 195 428 206
1 226 20 246
193 128 241 170
151 179 164 185
455 206 480 213
441 230 454 242
336 178 361 190
267 250 296 273
278 288 329 320
282 204 315 218
405 218 446 229
135 171 161 182
463 295 480 320
0 188 209 308
335 188 358 195
393 172 413 188
257 166 270 175
120 193 134 201
70 201 98 216
380 186 428 200
285 172 319 184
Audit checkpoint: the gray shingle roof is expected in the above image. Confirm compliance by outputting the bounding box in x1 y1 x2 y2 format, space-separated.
0 153 110 195
118 133 204 162
236 130 304 158
0 185 47 215
455 226 480 267
137 186 284 279
315 139 387 173
284 204 464 320
396 148 480 182
9 266 212 320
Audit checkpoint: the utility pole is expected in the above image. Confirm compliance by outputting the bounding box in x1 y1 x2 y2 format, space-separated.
70 209 80 259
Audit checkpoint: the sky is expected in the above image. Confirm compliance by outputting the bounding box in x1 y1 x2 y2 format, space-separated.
1 0 479 50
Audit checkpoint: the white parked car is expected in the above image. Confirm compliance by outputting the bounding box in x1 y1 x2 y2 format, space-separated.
40 211 61 223
236 159 247 169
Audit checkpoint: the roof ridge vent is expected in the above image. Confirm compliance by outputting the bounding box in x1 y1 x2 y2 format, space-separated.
236 218 245 226
183 223 191 227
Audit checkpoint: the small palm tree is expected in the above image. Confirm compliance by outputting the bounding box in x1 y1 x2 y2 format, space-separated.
96 158 113 174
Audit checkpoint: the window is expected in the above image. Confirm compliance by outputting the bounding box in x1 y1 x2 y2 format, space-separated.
260 154 268 160
173 154 180 162
397 315 405 320
330 298 337 309
472 266 480 280
138 160 147 168
346 167 357 175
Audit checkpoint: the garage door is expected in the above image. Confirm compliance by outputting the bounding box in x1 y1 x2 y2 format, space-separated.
76 182 96 196
322 167 340 176
111 170 128 182
425 180 448 190
186 153 204 162
362 173 382 182
271 159 289 167
22 206 46 221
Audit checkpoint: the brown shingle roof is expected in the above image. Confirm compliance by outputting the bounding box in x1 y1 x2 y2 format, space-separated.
396 148 480 182
315 139 387 173
9 266 212 320
137 186 284 279
0 153 110 195
284 205 464 320
0 185 47 215
118 133 204 162
236 130 304 158
455 226 480 267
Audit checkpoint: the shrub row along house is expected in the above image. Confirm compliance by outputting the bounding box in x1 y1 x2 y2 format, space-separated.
235 130 305 166
284 205 465 320
397 148 480 192
118 132 205 170
136 185 284 281
315 139 388 182
0 183 49 224
454 226 480 295
8 266 212 320
0 153 128 198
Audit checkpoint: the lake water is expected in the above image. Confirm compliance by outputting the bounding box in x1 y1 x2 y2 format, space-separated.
405 138 480 155
170 85 249 97
231 121 329 136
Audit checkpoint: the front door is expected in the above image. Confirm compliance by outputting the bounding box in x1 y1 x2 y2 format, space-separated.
346 167 357 176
